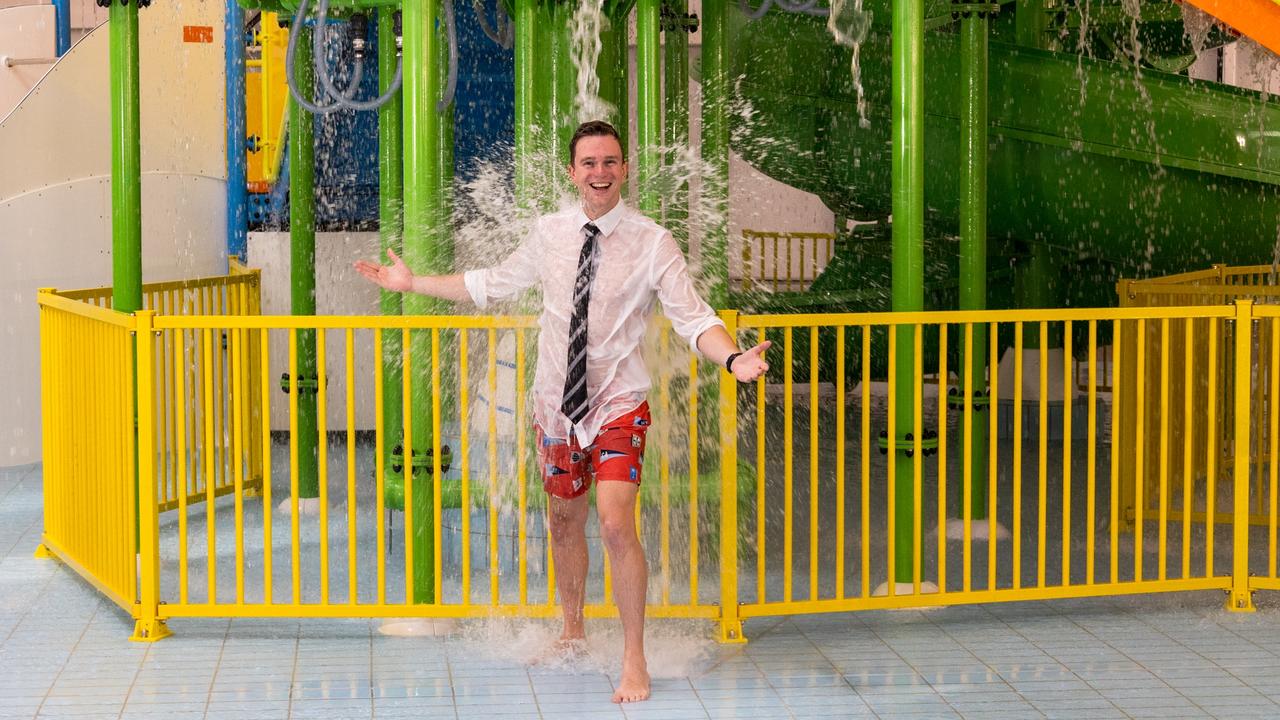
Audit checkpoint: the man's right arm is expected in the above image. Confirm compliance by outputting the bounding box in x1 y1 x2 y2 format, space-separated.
409 273 471 303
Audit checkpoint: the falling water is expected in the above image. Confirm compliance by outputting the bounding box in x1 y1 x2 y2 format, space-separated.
827 0 872 129
569 0 616 123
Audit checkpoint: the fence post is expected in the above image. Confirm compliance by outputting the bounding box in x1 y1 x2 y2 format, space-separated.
718 310 745 643
130 310 171 641
1228 299 1256 612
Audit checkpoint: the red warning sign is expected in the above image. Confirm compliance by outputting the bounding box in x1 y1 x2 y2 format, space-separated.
183 25 214 44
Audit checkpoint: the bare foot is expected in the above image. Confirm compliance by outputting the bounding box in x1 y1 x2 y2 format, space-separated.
533 635 586 666
611 660 650 703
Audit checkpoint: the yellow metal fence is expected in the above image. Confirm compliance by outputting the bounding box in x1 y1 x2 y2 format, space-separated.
37 271 1280 641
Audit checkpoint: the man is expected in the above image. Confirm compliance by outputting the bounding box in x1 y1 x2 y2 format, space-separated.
355 120 769 703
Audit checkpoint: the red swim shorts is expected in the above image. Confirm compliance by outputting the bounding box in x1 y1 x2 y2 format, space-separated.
536 402 651 500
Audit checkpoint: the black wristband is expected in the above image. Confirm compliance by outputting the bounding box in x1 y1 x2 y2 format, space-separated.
725 352 743 373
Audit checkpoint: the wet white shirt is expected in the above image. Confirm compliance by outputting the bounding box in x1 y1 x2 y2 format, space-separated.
463 200 725 444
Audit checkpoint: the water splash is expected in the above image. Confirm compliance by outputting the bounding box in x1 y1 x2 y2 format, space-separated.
1180 2 1216 59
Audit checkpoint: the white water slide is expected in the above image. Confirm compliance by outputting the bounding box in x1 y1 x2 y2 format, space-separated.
0 1 229 466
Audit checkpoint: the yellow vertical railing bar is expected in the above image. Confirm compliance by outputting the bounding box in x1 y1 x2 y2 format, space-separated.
1157 318 1169 581
740 236 750 292
861 326 871 598
963 323 976 592
988 322 999 590
783 326 794 602
212 307 224 495
289 329 301 604
755 329 766 604
774 237 781 289
718 309 743 641
1037 322 1048 589
1254 321 1268 518
175 328 190 604
403 328 415 603
688 352 700 605
203 327 218 603
346 329 358 604
1013 323 1023 589
459 331 471 605
661 328 673 605
231 325 246 604
488 328 499 605
913 323 923 594
938 326 949 593
886 324 898 595
1110 321 1121 583
1062 321 1073 586
809 326 819 601
1206 319 1218 577
260 329 273 604
1183 319 1195 580
374 329 386 605
1230 300 1254 610
134 311 163 636
1086 321 1097 585
516 331 529 606
317 329 331 604
1134 318 1147 582
162 293 174 506
431 329 443 603
1271 318 1279 578
836 325 846 599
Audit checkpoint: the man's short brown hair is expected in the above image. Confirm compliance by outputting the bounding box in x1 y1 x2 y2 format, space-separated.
569 120 625 164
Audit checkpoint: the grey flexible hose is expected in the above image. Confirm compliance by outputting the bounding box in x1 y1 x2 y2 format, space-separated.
438 0 458 112
315 0 404 111
284 0 348 114
474 0 514 49
740 0 829 18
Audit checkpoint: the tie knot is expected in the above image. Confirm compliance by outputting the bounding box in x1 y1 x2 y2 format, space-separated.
583 222 600 238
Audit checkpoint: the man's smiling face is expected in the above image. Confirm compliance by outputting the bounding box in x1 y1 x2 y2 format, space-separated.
568 134 627 219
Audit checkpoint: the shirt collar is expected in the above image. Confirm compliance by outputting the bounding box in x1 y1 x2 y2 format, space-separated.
574 199 627 238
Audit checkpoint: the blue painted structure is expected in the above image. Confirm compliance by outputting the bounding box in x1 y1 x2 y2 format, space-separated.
226 1 248 261
52 0 70 56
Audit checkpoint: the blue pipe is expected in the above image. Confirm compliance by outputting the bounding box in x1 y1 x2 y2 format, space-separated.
52 0 70 56
225 0 248 262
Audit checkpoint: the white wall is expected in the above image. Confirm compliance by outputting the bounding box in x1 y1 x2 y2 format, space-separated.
0 0 227 467
0 5 56 118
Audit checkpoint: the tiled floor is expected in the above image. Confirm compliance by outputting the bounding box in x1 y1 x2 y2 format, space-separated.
6 463 1280 719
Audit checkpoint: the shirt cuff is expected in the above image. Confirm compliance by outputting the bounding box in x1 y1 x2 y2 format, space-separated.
687 317 727 353
462 270 489 309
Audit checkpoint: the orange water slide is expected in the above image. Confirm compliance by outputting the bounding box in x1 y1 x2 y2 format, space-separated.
1181 0 1280 56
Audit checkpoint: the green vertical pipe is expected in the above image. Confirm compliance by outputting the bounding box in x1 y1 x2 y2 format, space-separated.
289 25 320 500
700 0 729 308
551 4 574 190
379 9 404 478
401 0 444 603
605 6 630 156
514 0 536 210
960 10 989 520
891 0 925 583
663 0 689 248
109 0 141 314
1019 241 1056 346
1015 0 1048 49
532 1 557 207
635 0 660 217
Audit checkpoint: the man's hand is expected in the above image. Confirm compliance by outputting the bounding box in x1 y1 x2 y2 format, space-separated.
731 340 771 383
354 248 413 293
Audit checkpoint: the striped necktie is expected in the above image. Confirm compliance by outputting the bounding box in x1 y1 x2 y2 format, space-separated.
561 222 601 424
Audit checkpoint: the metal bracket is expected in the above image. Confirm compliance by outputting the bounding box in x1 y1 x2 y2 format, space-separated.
660 3 699 33
946 387 992 411
390 444 454 477
950 1 999 18
97 0 152 7
279 372 320 394
877 430 940 457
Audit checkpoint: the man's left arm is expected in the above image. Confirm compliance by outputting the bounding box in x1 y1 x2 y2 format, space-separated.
651 232 770 383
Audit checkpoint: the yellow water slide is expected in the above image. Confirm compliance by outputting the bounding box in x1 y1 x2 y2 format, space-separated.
1182 0 1280 56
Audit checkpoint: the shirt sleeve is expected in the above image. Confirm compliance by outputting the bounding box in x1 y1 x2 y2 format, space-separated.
651 230 726 352
462 227 541 309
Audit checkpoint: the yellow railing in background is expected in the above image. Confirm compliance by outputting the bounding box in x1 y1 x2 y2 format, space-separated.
736 230 836 293
38 271 1280 642
54 268 264 513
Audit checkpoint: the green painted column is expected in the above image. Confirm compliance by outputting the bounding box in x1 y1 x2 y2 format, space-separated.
700 0 729 309
109 0 141 314
959 7 989 520
891 0 925 584
514 0 536 209
1019 241 1057 347
663 0 689 248
601 2 632 146
379 8 404 482
636 0 660 217
289 24 319 500
401 0 447 603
